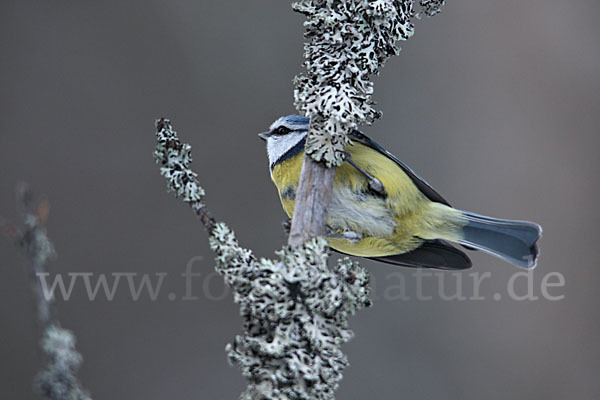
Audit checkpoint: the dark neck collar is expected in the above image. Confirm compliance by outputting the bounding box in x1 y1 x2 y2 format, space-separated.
270 137 306 171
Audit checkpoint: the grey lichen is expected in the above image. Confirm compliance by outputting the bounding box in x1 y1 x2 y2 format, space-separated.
293 0 445 166
154 120 205 202
154 1 447 397
16 193 55 326
154 118 215 231
154 120 371 399
418 0 445 17
20 213 55 273
218 235 371 400
8 185 91 400
36 325 91 400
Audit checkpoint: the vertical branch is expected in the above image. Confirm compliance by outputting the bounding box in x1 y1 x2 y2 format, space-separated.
7 184 91 400
154 120 371 400
287 157 336 246
289 0 445 247
15 184 55 329
154 1 448 398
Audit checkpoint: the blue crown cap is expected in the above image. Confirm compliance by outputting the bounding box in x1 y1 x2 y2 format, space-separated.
283 115 310 125
270 115 310 131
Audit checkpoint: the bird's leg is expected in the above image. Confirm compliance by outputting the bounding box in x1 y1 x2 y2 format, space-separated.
326 226 363 243
343 152 387 197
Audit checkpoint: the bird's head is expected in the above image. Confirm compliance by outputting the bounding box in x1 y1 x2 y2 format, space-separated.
259 115 309 168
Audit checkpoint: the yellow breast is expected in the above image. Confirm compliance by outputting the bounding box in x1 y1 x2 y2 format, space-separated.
270 142 463 257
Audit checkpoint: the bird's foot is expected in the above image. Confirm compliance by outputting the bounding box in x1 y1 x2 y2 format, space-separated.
343 152 387 197
327 229 363 243
366 176 386 196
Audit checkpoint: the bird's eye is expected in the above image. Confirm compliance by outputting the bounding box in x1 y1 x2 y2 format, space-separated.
274 126 291 135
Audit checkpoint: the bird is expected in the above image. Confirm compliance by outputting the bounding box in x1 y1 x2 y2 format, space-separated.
259 115 542 270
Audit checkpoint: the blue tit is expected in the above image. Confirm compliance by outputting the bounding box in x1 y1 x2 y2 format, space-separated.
259 115 542 270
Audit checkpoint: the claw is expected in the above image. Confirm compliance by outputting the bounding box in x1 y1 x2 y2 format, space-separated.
343 152 387 197
327 230 363 243
367 176 386 195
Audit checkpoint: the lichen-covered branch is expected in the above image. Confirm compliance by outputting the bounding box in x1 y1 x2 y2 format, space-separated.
293 0 443 165
218 230 371 400
14 185 55 328
7 184 91 400
154 119 216 233
154 120 370 399
36 326 90 400
288 0 445 248
154 1 447 398
418 0 445 17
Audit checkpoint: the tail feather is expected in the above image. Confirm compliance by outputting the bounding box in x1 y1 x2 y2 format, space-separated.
459 211 542 269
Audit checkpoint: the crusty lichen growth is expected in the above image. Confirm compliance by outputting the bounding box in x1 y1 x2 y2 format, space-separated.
213 230 371 400
153 2 447 396
154 118 215 231
154 120 371 399
418 0 445 17
154 120 205 202
36 326 91 400
293 0 445 166
11 186 55 326
8 185 91 400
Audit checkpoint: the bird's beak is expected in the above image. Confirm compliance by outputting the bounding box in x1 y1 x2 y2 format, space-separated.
258 131 271 141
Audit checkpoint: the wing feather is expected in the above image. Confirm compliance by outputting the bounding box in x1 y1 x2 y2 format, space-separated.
368 239 472 270
349 130 451 206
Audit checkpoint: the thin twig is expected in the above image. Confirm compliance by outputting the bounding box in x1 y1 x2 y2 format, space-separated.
15 183 55 329
8 184 91 400
153 1 448 398
155 118 217 234
154 119 371 400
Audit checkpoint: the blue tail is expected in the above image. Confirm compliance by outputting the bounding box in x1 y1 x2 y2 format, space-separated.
459 212 542 269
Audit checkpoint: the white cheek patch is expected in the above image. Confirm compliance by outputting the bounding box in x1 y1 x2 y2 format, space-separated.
267 131 306 166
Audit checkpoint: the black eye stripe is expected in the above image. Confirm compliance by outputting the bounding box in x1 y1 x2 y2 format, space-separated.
274 126 291 135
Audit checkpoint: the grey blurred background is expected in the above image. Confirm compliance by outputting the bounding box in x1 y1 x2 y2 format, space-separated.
1 1 598 399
